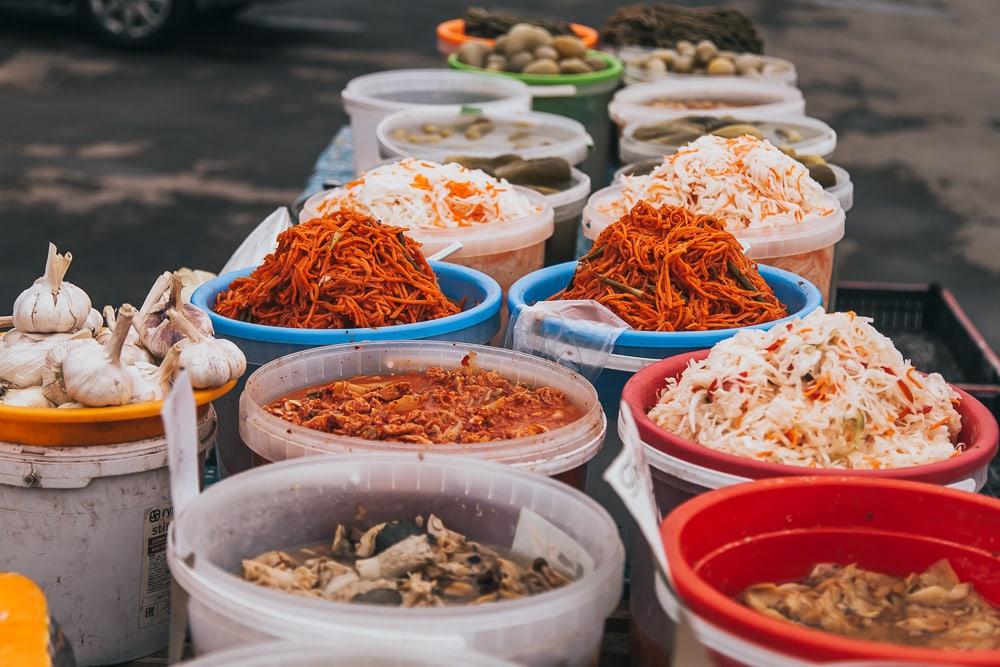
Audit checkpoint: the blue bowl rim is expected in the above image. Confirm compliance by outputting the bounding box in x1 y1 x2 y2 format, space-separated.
507 261 823 348
191 261 502 345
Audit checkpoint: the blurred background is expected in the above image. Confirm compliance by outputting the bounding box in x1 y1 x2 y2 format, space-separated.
1 0 997 348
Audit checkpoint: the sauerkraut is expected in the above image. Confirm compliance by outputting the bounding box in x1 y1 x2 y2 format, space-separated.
647 309 962 470
316 158 540 230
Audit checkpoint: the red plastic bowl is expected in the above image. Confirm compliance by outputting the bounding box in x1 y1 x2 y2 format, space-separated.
622 349 999 486
436 19 599 55
661 476 1000 665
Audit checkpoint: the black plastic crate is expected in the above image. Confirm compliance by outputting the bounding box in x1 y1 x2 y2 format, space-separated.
835 281 1000 496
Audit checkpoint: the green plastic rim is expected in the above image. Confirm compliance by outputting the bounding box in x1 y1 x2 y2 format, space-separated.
447 51 624 87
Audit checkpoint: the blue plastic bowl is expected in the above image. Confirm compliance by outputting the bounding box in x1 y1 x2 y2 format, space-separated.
507 261 823 359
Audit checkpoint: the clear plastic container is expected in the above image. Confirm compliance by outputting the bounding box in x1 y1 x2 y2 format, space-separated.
608 79 805 130
167 453 625 667
180 639 518 666
619 46 797 86
377 109 592 166
341 70 531 173
619 113 837 164
545 167 591 266
829 163 854 212
583 184 845 304
240 340 606 488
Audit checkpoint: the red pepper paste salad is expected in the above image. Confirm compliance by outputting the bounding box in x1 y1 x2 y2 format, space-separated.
264 353 584 444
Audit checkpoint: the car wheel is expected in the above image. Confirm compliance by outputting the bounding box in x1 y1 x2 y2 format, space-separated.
81 0 190 47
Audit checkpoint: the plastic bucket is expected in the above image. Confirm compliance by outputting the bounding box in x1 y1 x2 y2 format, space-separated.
583 184 846 304
436 18 599 56
618 113 837 164
341 70 531 173
545 167 591 266
622 349 999 666
0 410 217 666
658 476 1000 666
168 453 625 666
180 639 518 666
448 52 624 189
239 340 606 489
190 262 502 478
608 79 805 130
506 261 822 544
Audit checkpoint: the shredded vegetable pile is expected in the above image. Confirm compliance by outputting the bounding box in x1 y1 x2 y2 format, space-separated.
606 135 836 229
648 309 962 469
214 211 461 329
554 201 787 331
317 158 540 230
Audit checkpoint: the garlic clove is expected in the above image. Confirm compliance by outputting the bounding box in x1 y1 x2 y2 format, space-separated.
12 243 92 334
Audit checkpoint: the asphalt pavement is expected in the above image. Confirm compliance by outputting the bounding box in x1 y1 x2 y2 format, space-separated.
1 0 998 350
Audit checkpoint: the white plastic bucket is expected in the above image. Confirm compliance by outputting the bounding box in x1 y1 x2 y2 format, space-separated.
582 184 845 304
608 79 805 129
342 70 532 173
0 410 217 666
377 108 592 166
239 340 606 489
545 167 591 265
168 453 625 666
828 163 854 212
180 639 519 666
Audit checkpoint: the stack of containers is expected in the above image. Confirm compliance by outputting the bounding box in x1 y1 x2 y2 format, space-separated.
191 262 502 477
376 108 593 264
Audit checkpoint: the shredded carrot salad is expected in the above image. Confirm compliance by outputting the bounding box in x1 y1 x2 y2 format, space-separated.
214 211 461 329
554 201 787 331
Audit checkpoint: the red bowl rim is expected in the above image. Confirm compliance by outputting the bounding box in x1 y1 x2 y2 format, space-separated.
622 349 1000 485
660 476 1000 664
436 18 599 48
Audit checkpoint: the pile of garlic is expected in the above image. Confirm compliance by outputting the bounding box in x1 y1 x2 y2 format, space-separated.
0 243 246 409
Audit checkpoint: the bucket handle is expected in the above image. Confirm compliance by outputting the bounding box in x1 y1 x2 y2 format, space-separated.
528 84 578 98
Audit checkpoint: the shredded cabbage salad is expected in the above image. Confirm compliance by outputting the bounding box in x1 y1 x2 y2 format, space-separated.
647 309 962 470
317 158 539 230
607 135 836 229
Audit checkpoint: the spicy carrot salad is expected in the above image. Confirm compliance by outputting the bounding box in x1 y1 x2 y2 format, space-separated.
265 353 583 444
647 309 962 470
214 211 461 329
316 158 540 230
606 134 836 228
555 201 787 331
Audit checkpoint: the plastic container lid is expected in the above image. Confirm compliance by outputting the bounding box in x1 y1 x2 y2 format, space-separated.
240 340 606 477
181 639 518 666
608 79 805 127
828 163 854 212
583 183 845 261
300 186 555 260
547 168 591 225
341 69 531 116
447 52 624 94
168 453 624 664
377 109 593 166
619 113 837 164
436 18 599 56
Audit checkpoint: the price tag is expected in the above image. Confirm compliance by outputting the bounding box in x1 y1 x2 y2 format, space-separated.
161 370 199 524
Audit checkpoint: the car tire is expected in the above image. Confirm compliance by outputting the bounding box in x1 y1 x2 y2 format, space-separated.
80 0 191 48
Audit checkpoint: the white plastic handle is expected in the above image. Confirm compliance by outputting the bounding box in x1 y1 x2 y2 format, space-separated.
528 84 578 98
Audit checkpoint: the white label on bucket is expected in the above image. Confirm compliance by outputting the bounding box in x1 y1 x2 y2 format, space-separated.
604 400 670 579
162 371 199 521
511 508 594 578
138 502 173 628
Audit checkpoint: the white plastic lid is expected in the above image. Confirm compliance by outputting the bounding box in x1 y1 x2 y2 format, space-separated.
300 186 555 259
546 168 591 224
239 340 606 478
583 183 845 259
181 640 518 666
620 47 798 86
619 113 837 164
608 78 805 127
377 108 593 166
342 69 532 115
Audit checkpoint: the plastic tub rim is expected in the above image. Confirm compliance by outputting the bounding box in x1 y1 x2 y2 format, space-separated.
170 452 624 624
660 475 1000 665
239 340 606 476
507 261 823 349
447 51 624 88
548 168 591 223
191 261 502 346
341 69 532 115
622 348 1000 485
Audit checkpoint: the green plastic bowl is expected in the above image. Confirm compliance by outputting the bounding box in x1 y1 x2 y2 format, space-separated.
447 51 623 89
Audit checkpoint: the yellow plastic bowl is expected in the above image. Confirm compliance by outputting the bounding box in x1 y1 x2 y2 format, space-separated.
0 380 236 446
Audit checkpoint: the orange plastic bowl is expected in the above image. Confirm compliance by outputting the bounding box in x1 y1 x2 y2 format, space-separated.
436 18 599 56
0 380 236 446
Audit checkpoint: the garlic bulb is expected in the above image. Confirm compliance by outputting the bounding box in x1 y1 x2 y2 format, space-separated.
0 330 92 388
84 308 103 336
62 304 137 407
176 267 216 303
100 305 153 366
42 337 101 405
136 272 213 359
126 346 179 404
169 308 246 389
0 385 53 408
12 243 92 333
